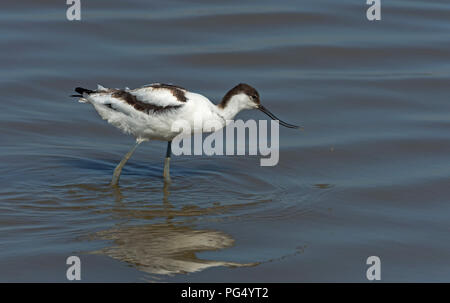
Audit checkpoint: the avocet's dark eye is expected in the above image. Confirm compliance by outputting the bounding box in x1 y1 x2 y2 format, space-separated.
251 95 258 100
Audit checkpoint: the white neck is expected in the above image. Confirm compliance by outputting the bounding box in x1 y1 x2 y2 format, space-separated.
216 94 250 120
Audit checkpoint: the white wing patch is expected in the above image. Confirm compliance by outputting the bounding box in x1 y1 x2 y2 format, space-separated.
97 84 108 91
128 83 188 107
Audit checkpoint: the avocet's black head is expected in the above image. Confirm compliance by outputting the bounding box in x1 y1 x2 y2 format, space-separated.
220 83 260 109
220 83 300 129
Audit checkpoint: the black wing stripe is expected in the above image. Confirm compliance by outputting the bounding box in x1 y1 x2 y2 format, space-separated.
112 90 182 114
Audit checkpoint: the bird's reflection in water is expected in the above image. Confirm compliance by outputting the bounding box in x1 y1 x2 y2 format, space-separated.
92 182 256 276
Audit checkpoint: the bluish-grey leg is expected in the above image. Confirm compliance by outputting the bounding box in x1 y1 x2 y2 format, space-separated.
163 141 172 183
111 140 141 186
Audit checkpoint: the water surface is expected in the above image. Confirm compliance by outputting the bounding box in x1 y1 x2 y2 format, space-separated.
1 0 450 282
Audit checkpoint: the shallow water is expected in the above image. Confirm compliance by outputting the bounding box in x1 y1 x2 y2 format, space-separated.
1 0 450 282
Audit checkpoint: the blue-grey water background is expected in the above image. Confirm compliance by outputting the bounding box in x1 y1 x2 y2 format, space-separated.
1 0 450 282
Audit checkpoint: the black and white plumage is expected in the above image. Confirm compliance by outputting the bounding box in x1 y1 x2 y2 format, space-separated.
72 83 299 185
75 83 192 141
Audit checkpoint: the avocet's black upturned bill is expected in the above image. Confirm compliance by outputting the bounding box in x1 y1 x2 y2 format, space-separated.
72 83 300 185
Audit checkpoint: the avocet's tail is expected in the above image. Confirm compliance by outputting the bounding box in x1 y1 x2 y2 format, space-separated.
71 87 94 97
71 86 108 103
